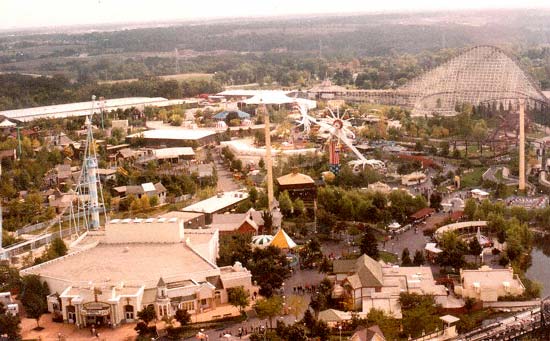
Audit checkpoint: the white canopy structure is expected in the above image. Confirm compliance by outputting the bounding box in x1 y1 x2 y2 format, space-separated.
0 119 16 128
251 235 274 248
388 222 401 230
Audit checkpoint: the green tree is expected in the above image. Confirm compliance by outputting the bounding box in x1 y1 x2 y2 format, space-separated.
360 228 379 260
49 237 67 258
25 294 47 328
293 198 305 217
436 231 468 269
278 191 293 217
248 187 258 205
413 250 425 266
174 308 191 327
0 303 21 339
469 238 483 264
248 246 291 297
255 296 283 329
227 286 250 314
137 305 156 325
464 198 477 220
261 210 274 234
401 248 413 266
20 274 49 328
399 293 442 338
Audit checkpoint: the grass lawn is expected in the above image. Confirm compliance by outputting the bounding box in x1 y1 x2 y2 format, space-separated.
379 250 398 263
460 167 485 188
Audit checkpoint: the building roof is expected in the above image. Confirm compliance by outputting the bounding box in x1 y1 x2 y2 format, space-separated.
152 147 195 159
270 228 297 249
22 242 217 288
410 207 435 220
277 172 315 186
210 213 258 232
160 211 205 223
117 148 136 159
213 110 250 120
460 266 524 291
182 191 249 214
355 254 384 287
351 325 386 341
333 259 357 274
0 97 173 122
440 315 460 325
129 129 216 141
318 309 352 323
247 208 282 229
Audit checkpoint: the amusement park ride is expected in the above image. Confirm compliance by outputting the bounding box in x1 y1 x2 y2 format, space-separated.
294 103 385 173
0 97 106 261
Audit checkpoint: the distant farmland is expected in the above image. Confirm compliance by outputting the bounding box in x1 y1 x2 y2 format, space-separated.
98 73 213 84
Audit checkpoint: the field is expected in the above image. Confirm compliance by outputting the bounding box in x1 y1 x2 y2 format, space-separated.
98 73 213 84
460 167 486 188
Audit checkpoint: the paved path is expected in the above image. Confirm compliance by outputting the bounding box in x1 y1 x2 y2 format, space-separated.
213 154 240 192
381 212 448 264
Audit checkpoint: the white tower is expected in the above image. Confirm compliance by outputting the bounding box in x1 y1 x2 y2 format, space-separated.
74 96 105 231
519 100 526 192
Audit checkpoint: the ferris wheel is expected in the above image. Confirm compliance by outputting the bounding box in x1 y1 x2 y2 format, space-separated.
293 103 385 172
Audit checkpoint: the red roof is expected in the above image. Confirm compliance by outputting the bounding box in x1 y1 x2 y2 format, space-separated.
410 207 435 220
398 154 440 169
449 211 464 222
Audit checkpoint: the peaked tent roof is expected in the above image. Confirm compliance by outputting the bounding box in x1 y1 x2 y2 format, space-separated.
270 229 297 249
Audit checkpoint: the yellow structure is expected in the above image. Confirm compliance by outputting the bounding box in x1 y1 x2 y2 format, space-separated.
270 228 297 249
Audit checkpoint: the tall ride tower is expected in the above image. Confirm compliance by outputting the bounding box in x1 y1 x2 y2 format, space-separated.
74 96 105 231
519 100 526 192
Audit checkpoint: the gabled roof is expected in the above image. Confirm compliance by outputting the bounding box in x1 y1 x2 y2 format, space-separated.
355 254 384 287
211 213 258 232
351 325 386 341
270 229 297 249
333 259 357 274
318 309 352 323
154 182 167 193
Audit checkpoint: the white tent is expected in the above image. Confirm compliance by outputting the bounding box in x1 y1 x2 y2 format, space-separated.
388 222 401 230
0 119 16 128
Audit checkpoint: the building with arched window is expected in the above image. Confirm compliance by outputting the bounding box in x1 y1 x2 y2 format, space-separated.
21 217 252 328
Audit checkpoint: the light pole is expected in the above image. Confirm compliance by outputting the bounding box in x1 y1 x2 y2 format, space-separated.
339 325 342 341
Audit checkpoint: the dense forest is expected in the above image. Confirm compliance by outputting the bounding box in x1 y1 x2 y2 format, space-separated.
0 10 550 110
0 74 221 110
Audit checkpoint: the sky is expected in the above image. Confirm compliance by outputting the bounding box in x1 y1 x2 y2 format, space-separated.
1 0 550 30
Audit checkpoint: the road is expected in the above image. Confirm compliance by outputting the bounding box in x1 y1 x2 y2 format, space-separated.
213 153 240 192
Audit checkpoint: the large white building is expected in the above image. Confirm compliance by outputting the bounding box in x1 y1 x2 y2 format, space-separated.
0 97 188 122
20 217 252 328
454 266 525 302
333 255 449 318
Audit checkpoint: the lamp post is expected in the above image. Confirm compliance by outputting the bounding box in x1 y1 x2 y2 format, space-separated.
339 325 342 341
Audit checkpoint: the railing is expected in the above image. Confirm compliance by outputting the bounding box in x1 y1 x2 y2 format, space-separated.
409 330 444 341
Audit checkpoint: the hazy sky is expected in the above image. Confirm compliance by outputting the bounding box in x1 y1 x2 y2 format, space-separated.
1 0 550 30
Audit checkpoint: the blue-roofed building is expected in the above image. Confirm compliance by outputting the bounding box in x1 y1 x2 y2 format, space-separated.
213 110 251 120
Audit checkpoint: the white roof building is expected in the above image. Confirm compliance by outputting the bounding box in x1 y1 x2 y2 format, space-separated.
21 217 252 328
0 97 183 122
